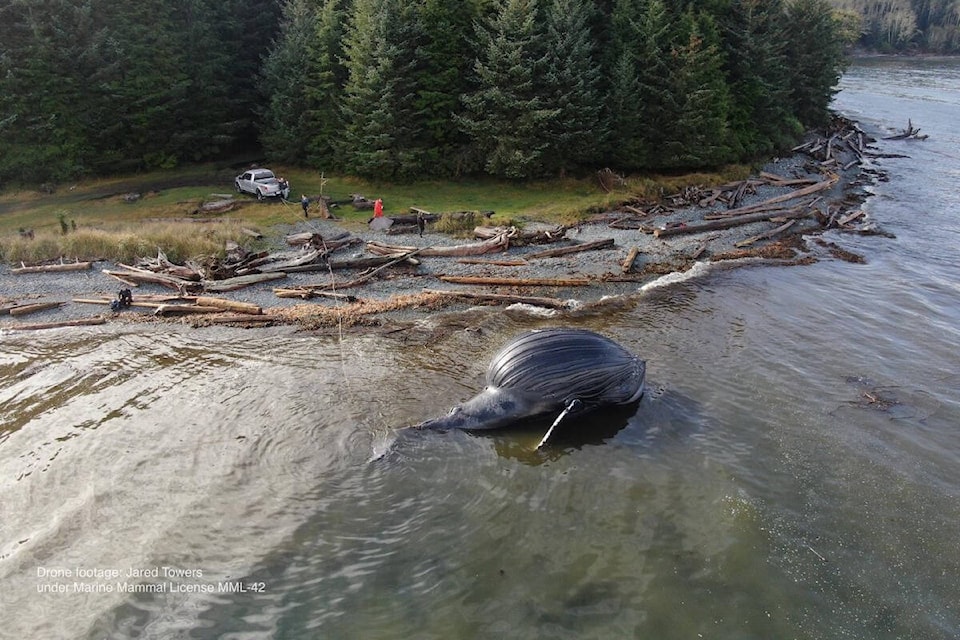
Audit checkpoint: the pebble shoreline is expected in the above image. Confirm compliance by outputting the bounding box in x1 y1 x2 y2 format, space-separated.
1 147 883 332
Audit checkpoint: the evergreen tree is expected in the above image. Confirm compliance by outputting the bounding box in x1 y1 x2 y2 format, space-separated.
660 9 735 167
339 0 426 179
606 0 677 169
784 0 847 127
414 0 482 175
718 0 799 157
459 0 559 178
605 0 647 169
541 0 605 175
259 0 318 164
302 0 350 169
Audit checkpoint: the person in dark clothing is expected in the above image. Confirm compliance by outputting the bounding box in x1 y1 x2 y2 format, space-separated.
301 194 310 218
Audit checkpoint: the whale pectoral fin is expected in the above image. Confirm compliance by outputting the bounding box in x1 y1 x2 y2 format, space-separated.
535 398 584 450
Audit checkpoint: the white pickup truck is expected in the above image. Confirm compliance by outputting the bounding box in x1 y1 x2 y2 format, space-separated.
234 168 290 201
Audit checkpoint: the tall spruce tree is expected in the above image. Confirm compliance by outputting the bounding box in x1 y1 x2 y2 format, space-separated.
606 0 677 169
541 0 605 175
302 0 349 169
339 0 427 179
259 0 318 164
0 0 125 180
605 0 647 169
660 9 735 167
719 0 799 156
414 0 482 175
459 0 559 178
784 0 846 127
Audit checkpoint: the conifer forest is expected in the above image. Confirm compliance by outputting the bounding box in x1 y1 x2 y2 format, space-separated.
1 0 956 185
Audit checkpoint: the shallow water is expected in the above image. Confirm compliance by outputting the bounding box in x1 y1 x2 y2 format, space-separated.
2 57 960 639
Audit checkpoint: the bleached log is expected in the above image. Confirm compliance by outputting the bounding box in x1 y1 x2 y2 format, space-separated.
438 275 591 287
654 207 814 238
456 258 528 266
8 301 65 316
194 296 262 315
201 272 286 292
153 304 222 317
11 262 93 274
366 233 508 257
422 289 570 310
734 220 797 248
274 288 360 301
7 317 107 331
526 238 615 259
622 247 640 273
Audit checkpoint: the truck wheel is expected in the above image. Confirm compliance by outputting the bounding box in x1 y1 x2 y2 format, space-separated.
257 190 264 201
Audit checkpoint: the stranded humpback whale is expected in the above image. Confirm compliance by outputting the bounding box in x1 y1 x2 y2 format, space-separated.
415 328 646 448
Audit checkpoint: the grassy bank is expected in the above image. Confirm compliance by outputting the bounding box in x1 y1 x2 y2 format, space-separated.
0 163 750 266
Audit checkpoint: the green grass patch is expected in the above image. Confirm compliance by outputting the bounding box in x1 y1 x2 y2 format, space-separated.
0 164 742 265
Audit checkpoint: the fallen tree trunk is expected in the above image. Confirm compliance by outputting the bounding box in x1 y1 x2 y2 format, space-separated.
12 261 93 274
7 317 107 331
9 301 65 316
735 220 797 248
194 296 262 315
285 249 425 292
622 246 640 273
274 288 360 302
422 289 570 309
366 233 508 257
154 304 222 317
438 275 592 287
706 176 837 219
654 207 814 238
201 272 286 292
193 313 276 326
328 255 421 270
456 258 528 266
105 265 200 292
474 225 567 245
526 238 615 259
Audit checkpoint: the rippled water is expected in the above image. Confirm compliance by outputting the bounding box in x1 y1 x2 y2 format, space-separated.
2 58 959 639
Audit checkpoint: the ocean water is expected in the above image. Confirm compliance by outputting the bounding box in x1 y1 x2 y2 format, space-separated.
1 57 959 639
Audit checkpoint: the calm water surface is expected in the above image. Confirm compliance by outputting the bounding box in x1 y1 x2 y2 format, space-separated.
2 58 959 639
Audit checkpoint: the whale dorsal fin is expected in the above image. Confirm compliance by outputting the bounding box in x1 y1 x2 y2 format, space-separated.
535 398 583 449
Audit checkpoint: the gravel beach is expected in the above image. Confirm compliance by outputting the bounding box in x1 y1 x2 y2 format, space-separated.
1 138 884 333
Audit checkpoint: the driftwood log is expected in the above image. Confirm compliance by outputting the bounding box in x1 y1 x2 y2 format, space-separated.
438 275 592 287
735 220 797 248
705 177 837 219
456 258 528 266
8 301 65 316
526 238 615 259
8 317 107 331
422 289 570 310
883 120 928 141
202 272 286 292
12 261 93 274
366 233 508 257
474 225 567 245
654 206 815 238
194 296 262 315
622 247 640 273
274 288 360 302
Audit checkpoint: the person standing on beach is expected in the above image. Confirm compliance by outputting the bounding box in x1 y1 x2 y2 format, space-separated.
373 198 383 218
301 194 310 218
